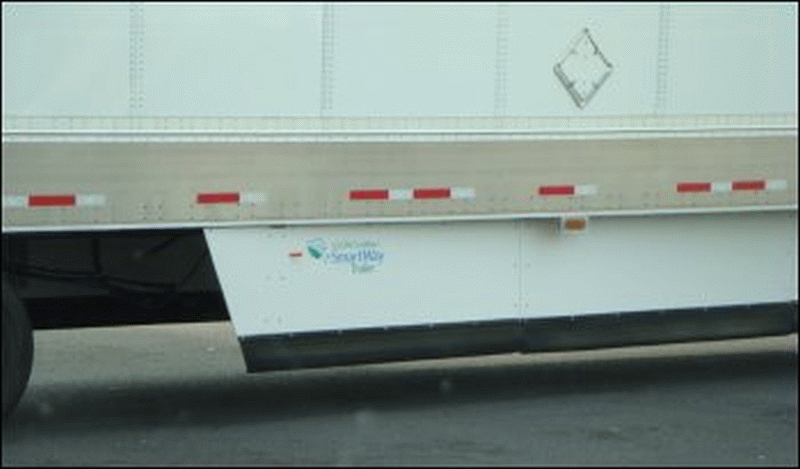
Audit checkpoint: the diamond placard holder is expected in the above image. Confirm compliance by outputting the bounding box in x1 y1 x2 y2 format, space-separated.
554 28 613 109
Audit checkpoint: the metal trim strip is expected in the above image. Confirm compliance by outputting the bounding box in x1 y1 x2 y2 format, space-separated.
3 205 797 234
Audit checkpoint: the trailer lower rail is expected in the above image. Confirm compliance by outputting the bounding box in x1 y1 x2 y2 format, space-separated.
240 301 798 372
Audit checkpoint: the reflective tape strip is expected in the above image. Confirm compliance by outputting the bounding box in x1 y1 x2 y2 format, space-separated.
574 184 598 196
676 182 712 193
197 192 240 204
240 192 267 205
3 194 106 208
766 180 788 191
451 187 476 200
538 184 597 196
2 195 27 208
29 195 76 207
389 189 413 201
413 187 450 199
679 180 787 193
350 189 390 200
711 182 732 193
539 185 574 196
351 187 476 201
196 192 267 205
75 194 107 206
731 180 766 191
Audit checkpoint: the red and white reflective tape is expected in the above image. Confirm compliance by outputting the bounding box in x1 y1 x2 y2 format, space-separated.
676 180 788 193
3 194 106 208
538 184 597 196
196 191 267 205
349 187 476 201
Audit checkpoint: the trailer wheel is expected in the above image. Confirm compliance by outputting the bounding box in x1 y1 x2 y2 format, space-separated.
3 273 33 418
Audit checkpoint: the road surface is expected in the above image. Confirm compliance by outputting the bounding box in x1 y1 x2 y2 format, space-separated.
2 322 797 466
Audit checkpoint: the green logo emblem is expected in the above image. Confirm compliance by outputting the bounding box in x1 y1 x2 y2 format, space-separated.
307 238 327 259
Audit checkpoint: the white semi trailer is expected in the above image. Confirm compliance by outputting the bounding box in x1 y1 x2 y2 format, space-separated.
2 2 797 417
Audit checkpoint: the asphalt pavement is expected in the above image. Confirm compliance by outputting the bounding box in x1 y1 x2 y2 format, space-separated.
2 322 797 466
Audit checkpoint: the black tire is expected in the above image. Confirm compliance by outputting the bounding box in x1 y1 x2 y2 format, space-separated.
3 272 33 418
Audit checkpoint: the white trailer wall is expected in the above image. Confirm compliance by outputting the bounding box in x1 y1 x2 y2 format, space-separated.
3 2 797 122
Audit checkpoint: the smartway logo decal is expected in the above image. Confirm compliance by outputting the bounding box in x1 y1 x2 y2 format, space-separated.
306 237 385 274
307 238 328 260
